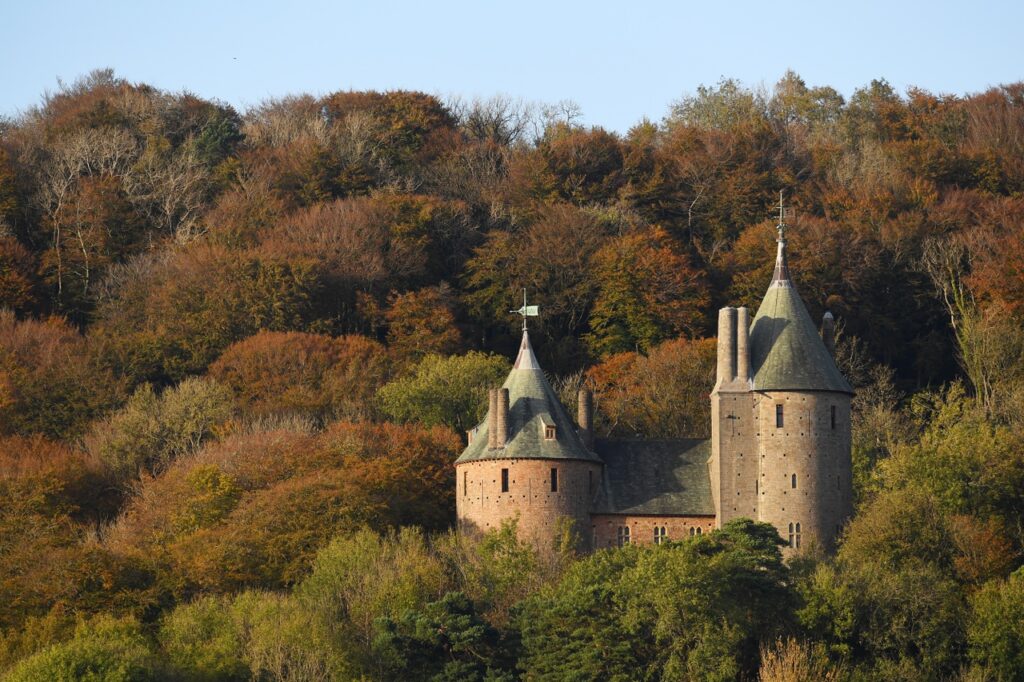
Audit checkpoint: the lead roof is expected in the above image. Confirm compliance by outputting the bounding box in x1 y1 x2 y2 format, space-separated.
749 239 853 394
455 331 601 464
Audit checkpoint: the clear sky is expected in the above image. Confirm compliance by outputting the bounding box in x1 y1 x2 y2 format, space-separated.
2 0 1022 133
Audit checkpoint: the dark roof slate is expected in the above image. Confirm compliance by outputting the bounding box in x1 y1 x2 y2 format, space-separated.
456 331 600 464
592 438 714 516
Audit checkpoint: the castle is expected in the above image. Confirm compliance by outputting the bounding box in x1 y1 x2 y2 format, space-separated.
455 212 853 553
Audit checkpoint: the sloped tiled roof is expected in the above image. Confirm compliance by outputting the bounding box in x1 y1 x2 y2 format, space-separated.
749 240 853 394
592 438 714 516
456 331 600 464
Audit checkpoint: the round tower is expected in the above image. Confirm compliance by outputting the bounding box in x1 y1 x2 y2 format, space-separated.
456 331 602 551
745 206 853 553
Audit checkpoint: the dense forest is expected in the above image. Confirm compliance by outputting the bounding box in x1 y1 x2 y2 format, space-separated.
1 68 1024 680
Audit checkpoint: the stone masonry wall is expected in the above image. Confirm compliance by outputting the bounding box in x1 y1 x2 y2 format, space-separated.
456 458 602 551
590 514 716 549
712 390 759 526
754 391 852 553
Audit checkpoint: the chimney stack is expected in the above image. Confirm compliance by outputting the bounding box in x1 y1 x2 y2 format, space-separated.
736 306 750 384
578 387 594 449
821 312 835 355
716 307 737 386
495 388 509 448
487 389 498 449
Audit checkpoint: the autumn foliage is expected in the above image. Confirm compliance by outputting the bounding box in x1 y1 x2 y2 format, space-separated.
2 69 1024 678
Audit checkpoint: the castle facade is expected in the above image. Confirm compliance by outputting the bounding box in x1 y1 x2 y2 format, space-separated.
455 225 853 553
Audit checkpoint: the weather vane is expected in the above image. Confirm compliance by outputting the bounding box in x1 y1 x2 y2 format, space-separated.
775 190 789 242
510 288 539 332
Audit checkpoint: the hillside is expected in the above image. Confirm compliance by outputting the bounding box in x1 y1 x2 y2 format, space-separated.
1 70 1024 680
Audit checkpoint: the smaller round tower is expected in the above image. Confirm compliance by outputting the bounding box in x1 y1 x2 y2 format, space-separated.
455 331 602 550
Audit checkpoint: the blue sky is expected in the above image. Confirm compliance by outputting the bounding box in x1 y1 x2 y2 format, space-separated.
2 0 1022 132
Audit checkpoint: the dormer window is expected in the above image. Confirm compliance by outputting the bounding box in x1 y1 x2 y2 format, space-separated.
544 424 556 440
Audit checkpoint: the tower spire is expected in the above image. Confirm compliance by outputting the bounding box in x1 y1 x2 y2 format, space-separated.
772 190 791 285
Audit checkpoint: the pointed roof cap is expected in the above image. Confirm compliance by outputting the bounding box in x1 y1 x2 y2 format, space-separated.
749 219 853 394
457 330 600 463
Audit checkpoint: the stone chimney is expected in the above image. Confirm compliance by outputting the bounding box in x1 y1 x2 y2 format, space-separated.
716 307 737 386
577 387 594 449
487 388 498 449
495 388 509 448
821 312 835 355
736 306 750 384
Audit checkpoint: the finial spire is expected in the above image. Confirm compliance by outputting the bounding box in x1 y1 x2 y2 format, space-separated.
510 288 539 332
772 191 791 285
776 189 788 243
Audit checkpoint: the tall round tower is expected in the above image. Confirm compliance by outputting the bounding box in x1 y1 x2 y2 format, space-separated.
455 330 602 551
748 228 853 553
711 199 853 553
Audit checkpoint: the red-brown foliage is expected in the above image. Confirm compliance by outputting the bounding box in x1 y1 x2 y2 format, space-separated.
209 331 391 420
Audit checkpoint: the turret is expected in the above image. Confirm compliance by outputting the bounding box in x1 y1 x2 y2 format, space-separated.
455 329 603 550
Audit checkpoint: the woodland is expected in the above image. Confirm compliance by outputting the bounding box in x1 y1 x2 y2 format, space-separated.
1 68 1024 680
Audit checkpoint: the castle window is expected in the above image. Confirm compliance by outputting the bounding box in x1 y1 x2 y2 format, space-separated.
544 424 557 440
792 473 797 489
837 475 841 490
588 470 593 495
795 522 802 549
617 526 630 546
500 468 509 493
550 467 558 493
788 522 795 547
463 471 467 496
696 527 702 535
654 526 667 545
776 404 784 428
831 405 837 430
689 527 696 537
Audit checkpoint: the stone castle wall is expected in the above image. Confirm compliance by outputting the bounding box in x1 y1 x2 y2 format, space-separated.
456 458 602 551
590 514 715 549
711 390 759 526
753 391 852 552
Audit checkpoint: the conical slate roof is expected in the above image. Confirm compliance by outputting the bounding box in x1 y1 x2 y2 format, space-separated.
749 239 853 394
456 331 600 463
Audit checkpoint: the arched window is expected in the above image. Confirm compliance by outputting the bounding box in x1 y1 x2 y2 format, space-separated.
791 473 797 489
795 522 802 549
695 527 702 536
617 526 630 547
689 527 696 537
654 526 667 545
788 522 795 547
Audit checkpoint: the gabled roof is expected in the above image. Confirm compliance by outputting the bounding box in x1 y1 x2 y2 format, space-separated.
456 331 600 464
591 438 713 516
749 239 853 394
